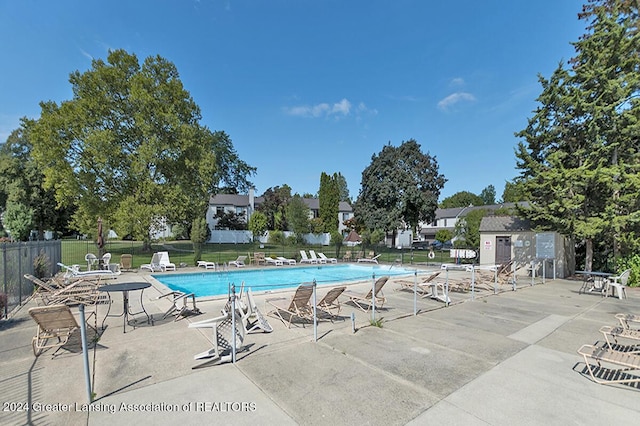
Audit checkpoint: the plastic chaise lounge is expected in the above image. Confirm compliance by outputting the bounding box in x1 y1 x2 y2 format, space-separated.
316 286 346 321
265 256 284 266
188 311 245 362
357 253 381 264
299 250 317 264
157 251 177 271
196 260 217 269
277 256 297 265
318 252 338 264
28 304 94 356
229 255 247 268
140 253 165 272
342 276 389 312
233 289 273 333
58 262 121 279
266 283 314 328
309 250 325 264
577 344 640 385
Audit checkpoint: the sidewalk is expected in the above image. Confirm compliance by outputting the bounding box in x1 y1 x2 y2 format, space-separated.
1 270 639 425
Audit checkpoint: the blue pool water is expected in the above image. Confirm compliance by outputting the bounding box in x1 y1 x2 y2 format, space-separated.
153 264 416 297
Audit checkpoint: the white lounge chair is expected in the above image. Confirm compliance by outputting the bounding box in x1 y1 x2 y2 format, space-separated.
58 262 121 279
309 250 325 264
188 311 245 362
196 260 217 269
318 252 337 264
357 253 381 264
265 256 284 266
229 255 247 268
140 253 165 272
158 251 176 271
299 250 316 264
277 256 296 265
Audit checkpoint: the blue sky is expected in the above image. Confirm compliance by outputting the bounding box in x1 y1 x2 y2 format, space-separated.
0 0 586 201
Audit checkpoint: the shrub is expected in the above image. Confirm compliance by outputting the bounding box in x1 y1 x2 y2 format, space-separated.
615 254 640 287
33 250 51 279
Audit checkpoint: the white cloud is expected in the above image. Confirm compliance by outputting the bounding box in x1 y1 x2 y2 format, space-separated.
437 92 476 111
285 98 355 118
332 98 351 115
450 77 465 86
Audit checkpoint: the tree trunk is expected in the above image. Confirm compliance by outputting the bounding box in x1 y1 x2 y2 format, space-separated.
585 238 593 272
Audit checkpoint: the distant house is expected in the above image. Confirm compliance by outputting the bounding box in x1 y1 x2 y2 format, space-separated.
206 189 353 235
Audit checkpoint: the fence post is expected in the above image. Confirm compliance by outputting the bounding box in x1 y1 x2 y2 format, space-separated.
371 273 376 322
230 283 236 364
413 270 418 316
312 280 317 342
2 244 6 318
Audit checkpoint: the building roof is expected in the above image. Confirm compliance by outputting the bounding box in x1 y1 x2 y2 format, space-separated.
479 216 531 233
208 193 352 212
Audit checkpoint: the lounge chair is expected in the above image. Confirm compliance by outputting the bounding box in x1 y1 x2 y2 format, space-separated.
616 313 640 330
197 260 217 270
577 344 640 385
58 262 121 279
265 256 284 266
85 253 98 271
28 304 93 356
229 255 247 268
158 251 176 271
606 269 631 299
357 253 381 264
25 274 104 306
188 311 245 362
600 325 640 351
238 289 273 333
309 250 325 264
318 252 338 264
277 256 297 265
316 286 346 321
343 276 389 311
119 254 133 271
299 250 317 264
266 283 314 328
396 271 443 296
158 291 201 321
140 253 165 272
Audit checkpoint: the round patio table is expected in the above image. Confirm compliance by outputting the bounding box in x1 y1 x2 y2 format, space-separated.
98 282 152 333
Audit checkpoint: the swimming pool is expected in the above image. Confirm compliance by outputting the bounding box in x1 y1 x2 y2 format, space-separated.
153 264 416 297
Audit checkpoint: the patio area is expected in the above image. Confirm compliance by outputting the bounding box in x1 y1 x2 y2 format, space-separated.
1 267 639 425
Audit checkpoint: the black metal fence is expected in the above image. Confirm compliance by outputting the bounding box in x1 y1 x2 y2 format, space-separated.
0 240 62 318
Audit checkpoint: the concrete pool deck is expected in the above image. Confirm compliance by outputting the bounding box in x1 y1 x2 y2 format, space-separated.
1 265 639 425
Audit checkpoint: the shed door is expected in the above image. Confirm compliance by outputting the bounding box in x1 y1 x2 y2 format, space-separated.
496 236 511 265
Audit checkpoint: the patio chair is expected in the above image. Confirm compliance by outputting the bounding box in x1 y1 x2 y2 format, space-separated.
316 286 346 321
577 344 640 385
616 313 640 330
196 260 217 269
343 251 352 262
342 276 389 311
85 253 98 271
253 252 266 266
309 250 325 264
241 289 273 333
188 311 245 362
159 291 201 321
140 253 165 272
265 256 284 266
396 271 441 295
266 283 314 328
357 253 381 264
599 325 640 351
299 250 316 264
318 252 337 264
28 304 93 356
101 253 112 270
157 251 177 271
277 256 297 265
119 254 133 271
605 269 631 300
229 255 247 268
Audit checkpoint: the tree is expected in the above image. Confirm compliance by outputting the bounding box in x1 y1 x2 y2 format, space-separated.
319 172 339 233
191 217 210 264
285 194 310 236
439 191 483 208
335 172 351 203
3 202 33 241
435 229 453 244
515 1 640 271
479 185 496 205
354 140 446 246
454 209 487 249
215 211 247 230
27 49 255 250
0 126 71 238
257 185 291 231
501 180 527 202
247 211 268 241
